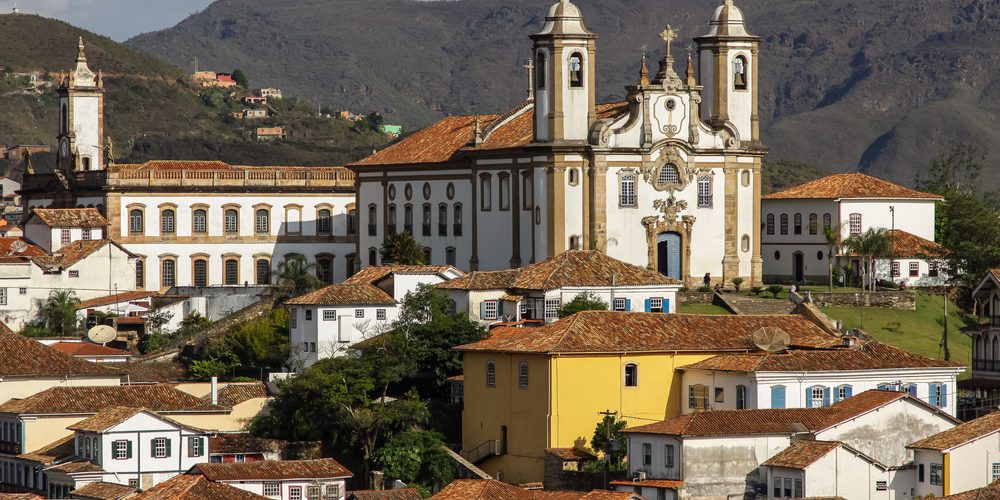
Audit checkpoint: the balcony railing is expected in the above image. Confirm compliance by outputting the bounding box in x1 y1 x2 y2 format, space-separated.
422 223 431 237
0 440 22 454
698 195 713 208
973 358 1000 372
103 166 355 189
454 224 463 237
462 439 501 465
438 224 447 237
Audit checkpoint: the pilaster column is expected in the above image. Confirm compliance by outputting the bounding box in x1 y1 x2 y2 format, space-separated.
510 166 522 268
751 160 764 284
750 45 760 142
589 155 608 251
546 162 566 257
722 161 740 281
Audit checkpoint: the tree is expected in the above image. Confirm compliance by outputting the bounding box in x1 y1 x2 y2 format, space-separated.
231 69 249 89
224 308 290 373
274 255 321 303
40 290 81 336
843 228 890 292
379 232 425 265
362 112 384 132
558 291 608 318
374 428 455 494
822 223 842 291
590 414 628 469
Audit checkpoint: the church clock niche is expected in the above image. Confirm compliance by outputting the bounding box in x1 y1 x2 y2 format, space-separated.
734 55 748 90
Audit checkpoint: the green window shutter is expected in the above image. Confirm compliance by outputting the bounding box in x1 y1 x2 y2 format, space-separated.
479 301 487 319
150 438 156 457
126 440 132 459
165 438 172 457
201 437 207 456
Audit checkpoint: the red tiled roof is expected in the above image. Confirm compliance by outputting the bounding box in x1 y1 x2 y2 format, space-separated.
0 384 226 415
17 435 74 464
285 283 396 306
70 481 137 500
349 490 423 500
455 312 840 354
31 240 134 270
436 269 521 290
760 440 841 469
0 329 123 377
48 459 105 473
212 382 269 406
679 341 963 372
134 474 269 500
50 341 130 357
762 173 942 200
0 494 45 500
344 265 461 285
609 479 683 489
194 458 353 481
888 230 946 258
908 411 1000 451
77 290 158 310
431 479 638 499
940 479 1000 499
351 102 629 167
209 433 286 455
545 447 597 461
30 208 108 228
0 237 45 258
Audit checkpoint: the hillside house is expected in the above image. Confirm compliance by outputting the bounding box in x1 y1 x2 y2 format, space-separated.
49 341 132 363
209 433 288 463
131 473 269 499
235 108 268 120
243 96 267 105
193 71 237 88
254 88 282 99
966 270 1000 416
192 458 352 500
758 440 890 500
254 127 286 141
436 250 681 325
907 411 1000 497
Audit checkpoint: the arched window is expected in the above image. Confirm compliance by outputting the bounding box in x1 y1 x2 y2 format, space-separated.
486 361 496 387
446 247 456 266
741 169 751 187
518 362 529 388
423 247 432 264
808 213 818 235
793 213 802 235
404 204 414 234
823 213 832 230
161 258 176 288
192 209 207 234
368 247 377 266
479 174 492 211
620 173 636 207
317 209 332 234
316 256 334 284
129 209 144 234
387 204 397 234
225 208 239 234
255 209 269 234
499 173 510 210
522 172 533 209
348 208 357 234
766 214 775 235
224 258 239 285
624 363 638 387
741 235 750 253
569 52 583 88
569 235 580 250
780 214 788 235
697 176 712 207
422 204 432 236
734 55 748 90
536 51 546 89
993 336 998 362
368 204 377 236
736 385 747 409
161 209 175 234
256 259 270 285
568 169 579 186
438 204 448 236
453 204 463 236
658 164 681 187
135 258 145 289
193 259 208 287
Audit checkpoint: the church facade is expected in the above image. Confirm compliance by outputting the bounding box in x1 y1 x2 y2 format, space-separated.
350 0 766 286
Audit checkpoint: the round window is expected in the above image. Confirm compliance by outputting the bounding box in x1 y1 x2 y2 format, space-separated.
388 185 396 201
423 182 431 200
446 182 456 200
817 251 825 261
404 183 413 201
665 99 676 111
774 251 781 260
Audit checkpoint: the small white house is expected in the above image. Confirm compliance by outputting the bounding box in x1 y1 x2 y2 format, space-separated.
762 173 943 284
759 440 896 500
436 250 682 325
286 265 464 368
907 411 1000 497
22 208 108 254
678 340 965 417
193 458 353 500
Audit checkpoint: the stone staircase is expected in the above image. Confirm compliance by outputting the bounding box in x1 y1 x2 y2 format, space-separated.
723 295 797 315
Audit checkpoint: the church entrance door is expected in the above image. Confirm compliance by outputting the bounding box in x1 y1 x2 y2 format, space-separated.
793 252 804 282
657 232 682 280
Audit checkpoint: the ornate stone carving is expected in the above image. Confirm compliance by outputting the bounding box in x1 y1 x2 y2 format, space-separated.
641 194 697 283
643 145 692 193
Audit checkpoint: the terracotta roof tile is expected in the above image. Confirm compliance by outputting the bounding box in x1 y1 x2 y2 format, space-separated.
679 341 963 372
77 290 158 310
349 489 423 500
344 265 461 285
285 283 396 306
0 237 45 257
0 384 225 415
455 312 840 354
545 447 597 461
70 481 137 500
194 458 353 481
431 479 637 499
763 173 942 200
134 474 269 500
760 440 841 469
941 479 1000 499
30 208 108 228
50 341 130 357
0 329 123 377
436 269 521 290
49 459 105 473
0 494 45 500
908 411 1000 451
121 360 189 383
31 240 133 270
17 435 75 464
209 433 286 455
68 406 143 432
609 479 684 489
212 382 269 406
888 230 946 258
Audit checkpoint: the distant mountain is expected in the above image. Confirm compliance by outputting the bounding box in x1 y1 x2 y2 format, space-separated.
126 0 1000 186
0 13 389 175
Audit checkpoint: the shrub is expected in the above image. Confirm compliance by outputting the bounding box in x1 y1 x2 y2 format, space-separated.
730 277 745 292
697 286 712 293
750 286 763 296
766 285 784 299
679 286 690 293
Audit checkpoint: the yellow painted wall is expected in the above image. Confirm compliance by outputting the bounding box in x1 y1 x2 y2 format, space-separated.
461 350 715 484
22 416 85 453
462 352 550 485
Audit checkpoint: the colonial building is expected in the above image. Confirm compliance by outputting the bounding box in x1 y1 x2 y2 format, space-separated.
191 459 353 500
350 0 766 287
907 411 1000 497
18 41 358 292
761 173 943 285
966 270 1000 417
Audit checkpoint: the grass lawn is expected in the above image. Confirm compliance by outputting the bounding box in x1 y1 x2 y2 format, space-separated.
819 293 974 379
677 303 733 315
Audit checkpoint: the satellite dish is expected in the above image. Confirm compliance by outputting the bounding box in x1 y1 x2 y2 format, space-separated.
752 327 791 353
87 325 116 345
8 240 26 255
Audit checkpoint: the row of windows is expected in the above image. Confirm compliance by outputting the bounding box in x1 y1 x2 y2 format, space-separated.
766 213 839 236
377 203 463 237
128 206 356 236
59 228 99 245
638 442 675 469
484 361 531 388
891 261 924 278
688 384 748 410
106 436 204 460
140 254 350 289
262 481 340 499
620 171 731 208
766 382 947 409
289 307 388 329
773 476 804 498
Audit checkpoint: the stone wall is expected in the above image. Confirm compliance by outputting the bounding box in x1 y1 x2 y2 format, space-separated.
679 291 714 304
804 291 916 310
543 454 625 491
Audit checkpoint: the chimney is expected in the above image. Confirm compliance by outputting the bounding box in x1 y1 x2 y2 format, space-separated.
370 470 384 490
210 376 218 405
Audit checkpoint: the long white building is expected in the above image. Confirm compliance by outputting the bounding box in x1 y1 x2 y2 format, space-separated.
350 0 766 287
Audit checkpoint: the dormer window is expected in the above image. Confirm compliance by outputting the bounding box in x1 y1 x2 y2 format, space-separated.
569 53 583 88
734 55 748 90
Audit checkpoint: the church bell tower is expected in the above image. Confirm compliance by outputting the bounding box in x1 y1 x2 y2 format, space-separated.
530 0 597 143
58 38 105 172
694 0 760 143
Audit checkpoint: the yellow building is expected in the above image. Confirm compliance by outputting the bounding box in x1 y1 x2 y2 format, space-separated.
455 311 840 484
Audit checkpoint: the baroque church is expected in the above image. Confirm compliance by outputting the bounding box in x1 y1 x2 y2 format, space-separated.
350 0 766 286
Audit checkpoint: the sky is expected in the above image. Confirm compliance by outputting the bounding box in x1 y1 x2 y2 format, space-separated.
0 0 215 41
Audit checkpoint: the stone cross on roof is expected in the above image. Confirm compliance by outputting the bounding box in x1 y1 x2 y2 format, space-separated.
659 25 679 62
523 57 535 101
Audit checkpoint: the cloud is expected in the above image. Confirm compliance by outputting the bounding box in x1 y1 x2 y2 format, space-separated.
0 0 213 41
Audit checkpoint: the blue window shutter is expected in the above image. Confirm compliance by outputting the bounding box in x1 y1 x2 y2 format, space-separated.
832 386 840 403
928 383 938 407
644 299 651 312
625 299 631 311
805 387 813 408
497 301 504 317
823 387 831 407
479 302 487 319
941 384 947 408
907 384 917 397
663 299 670 313
845 385 853 398
772 386 785 409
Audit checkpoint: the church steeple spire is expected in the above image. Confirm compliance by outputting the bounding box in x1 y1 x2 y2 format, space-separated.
76 37 87 62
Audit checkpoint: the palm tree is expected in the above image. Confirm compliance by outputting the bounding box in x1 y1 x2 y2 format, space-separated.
275 255 321 303
823 223 842 291
379 232 426 265
41 290 81 336
843 228 891 291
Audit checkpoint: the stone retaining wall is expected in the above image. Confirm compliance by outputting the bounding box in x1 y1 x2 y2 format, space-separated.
679 291 715 304
804 291 916 310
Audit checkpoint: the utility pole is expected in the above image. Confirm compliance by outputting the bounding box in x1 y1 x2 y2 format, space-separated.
889 206 895 284
598 409 617 489
943 292 950 360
